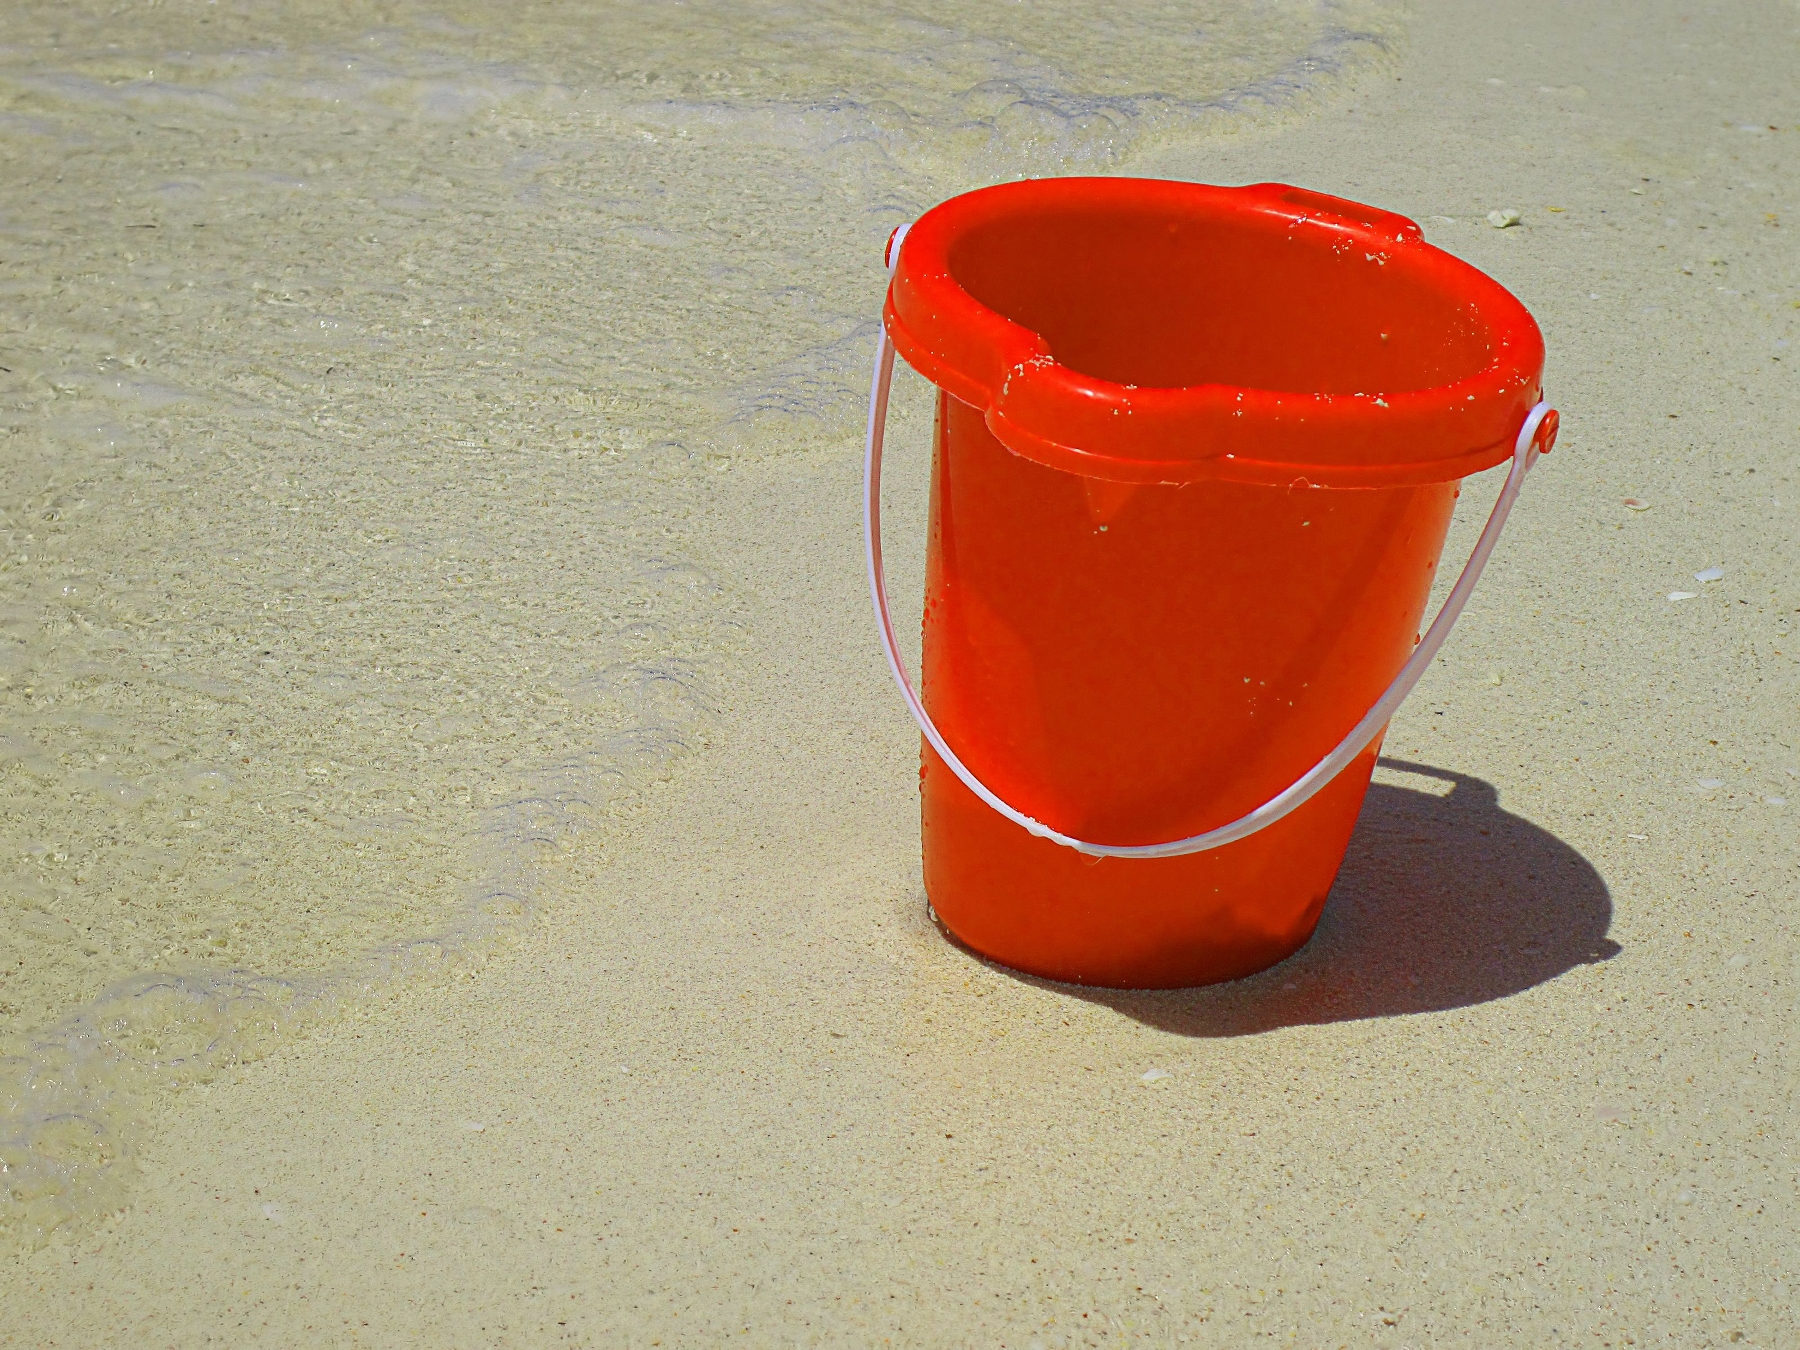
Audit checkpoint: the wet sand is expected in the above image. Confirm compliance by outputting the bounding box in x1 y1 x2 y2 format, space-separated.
7 0 1799 1344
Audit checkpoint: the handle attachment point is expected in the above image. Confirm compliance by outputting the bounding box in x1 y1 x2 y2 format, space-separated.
1533 407 1559 455
884 223 911 273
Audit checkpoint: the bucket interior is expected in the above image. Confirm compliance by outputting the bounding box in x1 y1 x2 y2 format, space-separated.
947 204 1494 396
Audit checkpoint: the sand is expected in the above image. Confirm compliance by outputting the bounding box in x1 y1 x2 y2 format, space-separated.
5 0 1798 1343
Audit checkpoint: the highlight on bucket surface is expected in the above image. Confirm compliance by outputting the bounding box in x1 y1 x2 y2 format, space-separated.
864 177 1558 991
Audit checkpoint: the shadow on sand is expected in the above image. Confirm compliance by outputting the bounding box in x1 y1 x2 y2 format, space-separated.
1014 759 1619 1037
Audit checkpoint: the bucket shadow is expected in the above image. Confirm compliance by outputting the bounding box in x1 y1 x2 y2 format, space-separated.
1026 759 1618 1036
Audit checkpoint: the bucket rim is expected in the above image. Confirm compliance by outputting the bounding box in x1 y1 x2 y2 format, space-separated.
883 177 1547 488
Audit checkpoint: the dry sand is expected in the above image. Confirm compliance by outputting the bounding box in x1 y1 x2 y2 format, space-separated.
6 0 1799 1344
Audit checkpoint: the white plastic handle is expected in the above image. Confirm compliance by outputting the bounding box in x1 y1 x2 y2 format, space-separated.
866 231 1552 859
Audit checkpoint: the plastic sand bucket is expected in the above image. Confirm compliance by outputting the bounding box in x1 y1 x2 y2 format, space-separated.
865 178 1558 989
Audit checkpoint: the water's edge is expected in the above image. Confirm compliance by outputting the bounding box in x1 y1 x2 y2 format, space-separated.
0 0 1404 1250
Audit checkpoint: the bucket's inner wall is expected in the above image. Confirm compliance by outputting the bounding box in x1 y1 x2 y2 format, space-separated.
946 206 1493 394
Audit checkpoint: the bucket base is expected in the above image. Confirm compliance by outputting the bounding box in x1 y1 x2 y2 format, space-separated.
921 742 1381 989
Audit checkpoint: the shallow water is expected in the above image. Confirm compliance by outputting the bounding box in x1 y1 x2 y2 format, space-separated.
0 0 1400 1247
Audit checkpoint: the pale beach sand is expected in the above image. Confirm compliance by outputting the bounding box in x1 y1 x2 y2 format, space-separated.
4 0 1798 1344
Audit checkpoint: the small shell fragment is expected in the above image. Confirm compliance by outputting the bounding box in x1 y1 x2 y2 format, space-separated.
1487 209 1522 229
1694 566 1725 582
1140 1068 1171 1084
1697 778 1724 790
1623 498 1651 511
1668 591 1698 601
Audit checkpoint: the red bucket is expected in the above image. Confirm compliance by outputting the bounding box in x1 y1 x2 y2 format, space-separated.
865 178 1555 989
